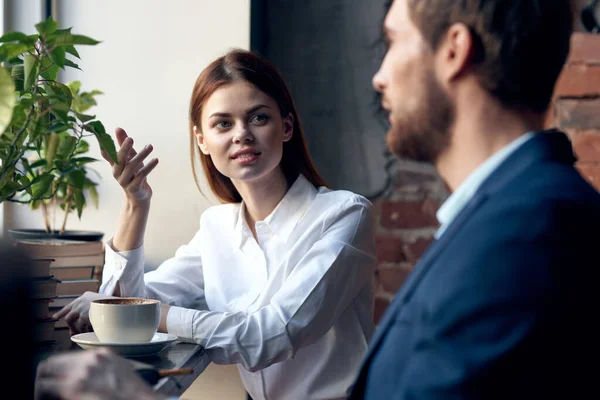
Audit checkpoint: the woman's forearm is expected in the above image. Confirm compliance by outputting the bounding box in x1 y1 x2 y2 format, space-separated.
112 198 151 251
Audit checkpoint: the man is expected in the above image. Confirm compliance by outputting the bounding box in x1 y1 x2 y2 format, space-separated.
351 0 599 398
0 241 35 396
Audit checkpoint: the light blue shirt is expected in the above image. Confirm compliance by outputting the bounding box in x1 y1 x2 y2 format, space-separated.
435 133 535 239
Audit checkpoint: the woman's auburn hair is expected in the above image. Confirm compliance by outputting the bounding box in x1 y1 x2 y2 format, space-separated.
189 49 328 203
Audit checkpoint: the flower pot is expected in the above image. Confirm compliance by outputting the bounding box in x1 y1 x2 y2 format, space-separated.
8 229 103 242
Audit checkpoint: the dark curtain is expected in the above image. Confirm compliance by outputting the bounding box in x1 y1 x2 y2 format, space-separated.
252 0 391 198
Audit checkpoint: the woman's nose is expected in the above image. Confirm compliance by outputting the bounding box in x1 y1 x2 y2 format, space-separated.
233 127 254 144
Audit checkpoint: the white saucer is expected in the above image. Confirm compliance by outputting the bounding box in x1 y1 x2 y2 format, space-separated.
71 332 178 357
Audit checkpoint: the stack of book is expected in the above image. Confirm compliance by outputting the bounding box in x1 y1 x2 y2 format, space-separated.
14 238 104 351
30 258 60 354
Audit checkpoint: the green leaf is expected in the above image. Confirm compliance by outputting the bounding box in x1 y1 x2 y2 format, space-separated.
31 173 53 199
88 90 104 96
20 157 33 175
73 156 98 165
0 66 16 134
74 188 85 218
88 184 99 208
74 139 89 155
71 35 100 45
35 18 58 37
75 112 95 122
49 121 69 133
66 80 81 95
17 175 32 195
65 45 80 59
23 53 38 92
0 179 22 200
68 169 85 189
48 28 72 46
7 103 25 132
19 93 33 107
50 105 69 122
83 120 106 135
29 199 41 210
40 60 59 81
58 135 77 158
45 132 60 164
0 43 31 62
30 159 48 169
63 59 80 70
10 65 23 92
49 45 66 69
0 32 33 44
84 121 117 164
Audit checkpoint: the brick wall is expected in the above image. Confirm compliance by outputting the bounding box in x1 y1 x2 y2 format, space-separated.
551 33 600 190
372 163 448 323
373 32 600 324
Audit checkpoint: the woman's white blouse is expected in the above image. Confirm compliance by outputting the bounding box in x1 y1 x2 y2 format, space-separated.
100 174 376 400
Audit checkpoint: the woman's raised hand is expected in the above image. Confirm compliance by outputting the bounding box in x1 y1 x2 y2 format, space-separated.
101 127 159 204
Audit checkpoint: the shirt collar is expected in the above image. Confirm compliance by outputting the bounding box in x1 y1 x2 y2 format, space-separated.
435 132 535 239
234 174 318 248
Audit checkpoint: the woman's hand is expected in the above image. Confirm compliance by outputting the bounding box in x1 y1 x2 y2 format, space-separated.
53 291 115 334
35 348 166 400
102 127 159 205
105 127 159 251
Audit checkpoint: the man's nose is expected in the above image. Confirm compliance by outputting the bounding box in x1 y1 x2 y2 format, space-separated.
372 69 386 93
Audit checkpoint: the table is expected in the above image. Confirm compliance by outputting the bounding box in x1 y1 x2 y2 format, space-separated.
36 339 210 398
146 341 210 396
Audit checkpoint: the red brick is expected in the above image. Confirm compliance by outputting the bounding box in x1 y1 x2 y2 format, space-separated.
556 98 600 130
375 235 406 263
554 64 600 97
380 200 439 229
378 265 412 294
394 169 438 188
566 129 600 162
404 237 434 263
568 33 600 65
577 163 600 192
382 200 439 229
373 296 391 325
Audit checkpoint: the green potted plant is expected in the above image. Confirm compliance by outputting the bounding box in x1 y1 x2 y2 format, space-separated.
0 17 118 240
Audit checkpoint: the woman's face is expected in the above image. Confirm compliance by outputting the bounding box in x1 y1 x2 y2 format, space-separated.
196 81 293 185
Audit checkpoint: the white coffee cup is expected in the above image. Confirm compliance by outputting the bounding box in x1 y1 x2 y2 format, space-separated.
89 298 160 344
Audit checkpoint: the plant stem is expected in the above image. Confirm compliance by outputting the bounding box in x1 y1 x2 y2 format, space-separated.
42 202 50 232
51 181 57 233
60 187 72 235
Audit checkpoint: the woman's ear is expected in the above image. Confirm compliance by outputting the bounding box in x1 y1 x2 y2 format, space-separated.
282 113 294 142
193 125 210 155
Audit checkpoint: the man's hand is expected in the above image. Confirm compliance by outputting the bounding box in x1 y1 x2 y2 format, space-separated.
35 348 167 400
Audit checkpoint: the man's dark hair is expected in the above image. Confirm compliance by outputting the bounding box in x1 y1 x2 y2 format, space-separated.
406 0 573 113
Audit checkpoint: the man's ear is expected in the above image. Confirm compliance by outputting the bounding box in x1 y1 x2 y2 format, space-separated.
193 125 209 155
436 22 474 83
282 113 294 142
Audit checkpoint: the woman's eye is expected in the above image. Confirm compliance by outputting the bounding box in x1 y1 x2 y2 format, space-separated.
215 121 232 129
250 114 269 124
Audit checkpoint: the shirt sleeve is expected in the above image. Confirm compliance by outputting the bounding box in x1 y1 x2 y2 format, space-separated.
166 196 376 372
99 228 206 310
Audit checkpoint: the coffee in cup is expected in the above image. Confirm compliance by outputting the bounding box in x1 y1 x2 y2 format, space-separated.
89 298 160 344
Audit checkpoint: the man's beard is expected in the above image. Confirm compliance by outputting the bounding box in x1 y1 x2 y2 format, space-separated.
386 68 454 164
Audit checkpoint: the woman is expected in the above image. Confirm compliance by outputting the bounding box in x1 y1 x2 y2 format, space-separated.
57 49 376 400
